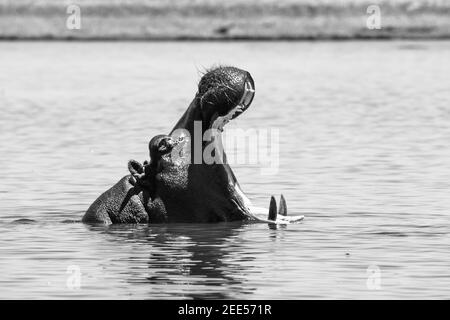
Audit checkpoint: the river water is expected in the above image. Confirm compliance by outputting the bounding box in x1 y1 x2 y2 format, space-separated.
0 41 449 299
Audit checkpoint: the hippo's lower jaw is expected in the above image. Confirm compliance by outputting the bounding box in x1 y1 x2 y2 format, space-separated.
203 74 303 223
230 183 304 224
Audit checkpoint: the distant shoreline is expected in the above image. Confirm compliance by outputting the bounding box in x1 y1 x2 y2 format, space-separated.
0 35 449 42
1 1 449 41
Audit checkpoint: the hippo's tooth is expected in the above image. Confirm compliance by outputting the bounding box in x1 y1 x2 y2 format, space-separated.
242 80 255 107
278 194 287 216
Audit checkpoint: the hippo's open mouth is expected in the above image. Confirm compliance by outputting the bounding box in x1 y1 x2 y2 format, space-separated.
211 77 255 132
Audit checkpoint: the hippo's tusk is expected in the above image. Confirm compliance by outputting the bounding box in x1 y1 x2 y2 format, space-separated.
268 196 277 221
278 194 287 216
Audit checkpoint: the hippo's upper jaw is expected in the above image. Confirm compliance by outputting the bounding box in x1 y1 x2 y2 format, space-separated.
171 66 255 136
211 78 255 132
198 66 255 131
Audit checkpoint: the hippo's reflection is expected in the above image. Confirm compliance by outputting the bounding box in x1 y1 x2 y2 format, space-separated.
145 224 255 299
85 222 282 299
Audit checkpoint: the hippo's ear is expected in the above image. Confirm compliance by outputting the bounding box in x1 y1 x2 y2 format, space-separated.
128 159 144 176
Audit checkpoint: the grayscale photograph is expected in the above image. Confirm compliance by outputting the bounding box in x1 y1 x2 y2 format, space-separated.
0 0 449 303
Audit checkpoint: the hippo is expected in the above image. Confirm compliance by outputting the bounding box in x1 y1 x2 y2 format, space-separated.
82 66 303 224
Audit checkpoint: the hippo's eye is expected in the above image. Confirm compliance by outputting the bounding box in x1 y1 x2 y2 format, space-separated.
158 138 174 154
158 143 167 152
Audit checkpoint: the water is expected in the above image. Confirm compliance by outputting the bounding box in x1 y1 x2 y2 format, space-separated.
0 41 449 299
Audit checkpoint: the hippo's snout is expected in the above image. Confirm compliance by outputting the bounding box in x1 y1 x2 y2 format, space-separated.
197 66 255 128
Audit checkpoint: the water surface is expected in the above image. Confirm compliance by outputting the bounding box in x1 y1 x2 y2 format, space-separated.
0 41 449 299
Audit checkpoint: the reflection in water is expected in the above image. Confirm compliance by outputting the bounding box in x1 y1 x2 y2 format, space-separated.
86 223 271 299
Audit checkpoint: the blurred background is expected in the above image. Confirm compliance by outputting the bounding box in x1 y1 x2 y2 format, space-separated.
0 0 449 40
